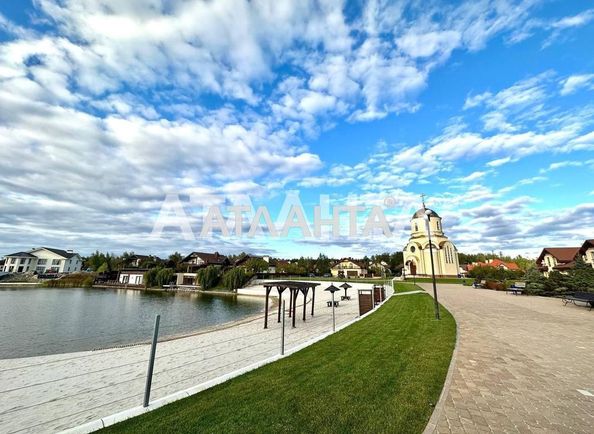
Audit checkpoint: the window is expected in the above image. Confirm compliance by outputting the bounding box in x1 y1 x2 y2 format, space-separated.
52 259 61 265
437 221 440 230
10 258 16 264
591 251 594 261
414 224 418 231
38 259 47 265
410 246 416 253
20 258 26 264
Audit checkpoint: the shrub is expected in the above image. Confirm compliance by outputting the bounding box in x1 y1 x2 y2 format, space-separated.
196 266 220 290
222 268 249 291
82 276 95 288
144 268 160 288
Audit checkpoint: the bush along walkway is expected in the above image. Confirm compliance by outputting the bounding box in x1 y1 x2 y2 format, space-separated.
103 293 456 434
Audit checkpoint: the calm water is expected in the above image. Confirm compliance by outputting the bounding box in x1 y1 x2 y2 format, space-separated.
0 287 263 359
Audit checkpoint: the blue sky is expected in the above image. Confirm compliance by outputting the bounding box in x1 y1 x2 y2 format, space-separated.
0 0 593 259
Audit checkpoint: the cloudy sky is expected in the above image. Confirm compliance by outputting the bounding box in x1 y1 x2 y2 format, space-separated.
0 0 593 259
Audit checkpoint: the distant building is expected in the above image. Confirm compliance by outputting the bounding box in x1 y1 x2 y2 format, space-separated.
235 254 277 274
403 208 460 278
127 254 161 268
2 247 82 274
536 247 581 277
369 261 390 277
331 259 367 278
118 269 147 286
182 251 229 272
579 239 594 269
467 258 521 272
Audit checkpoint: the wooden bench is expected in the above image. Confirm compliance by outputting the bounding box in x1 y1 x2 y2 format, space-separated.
507 282 526 295
327 300 339 307
562 292 594 310
341 295 351 301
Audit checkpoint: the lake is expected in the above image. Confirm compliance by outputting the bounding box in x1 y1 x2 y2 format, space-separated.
0 287 264 359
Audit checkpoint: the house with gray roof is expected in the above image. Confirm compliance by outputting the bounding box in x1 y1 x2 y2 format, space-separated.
2 247 82 274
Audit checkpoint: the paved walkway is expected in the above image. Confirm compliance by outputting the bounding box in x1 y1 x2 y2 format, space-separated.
0 281 380 433
422 284 594 434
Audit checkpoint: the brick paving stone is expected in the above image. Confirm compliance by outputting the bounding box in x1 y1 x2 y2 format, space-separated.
423 284 594 434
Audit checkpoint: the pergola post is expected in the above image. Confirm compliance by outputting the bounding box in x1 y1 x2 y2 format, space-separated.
288 288 293 317
292 289 298 328
264 286 271 329
302 288 309 321
311 286 315 316
277 286 285 323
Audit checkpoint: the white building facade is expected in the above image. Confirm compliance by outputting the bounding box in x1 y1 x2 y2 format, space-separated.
2 247 82 274
403 208 460 278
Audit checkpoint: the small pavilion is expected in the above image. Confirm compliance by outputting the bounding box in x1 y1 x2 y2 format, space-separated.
262 281 321 329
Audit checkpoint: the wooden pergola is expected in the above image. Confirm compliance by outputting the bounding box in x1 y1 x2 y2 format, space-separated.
262 281 321 329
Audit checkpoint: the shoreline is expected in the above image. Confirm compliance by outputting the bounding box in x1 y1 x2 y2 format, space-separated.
0 285 279 361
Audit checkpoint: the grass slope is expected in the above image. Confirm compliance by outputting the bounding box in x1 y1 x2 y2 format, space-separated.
103 293 456 434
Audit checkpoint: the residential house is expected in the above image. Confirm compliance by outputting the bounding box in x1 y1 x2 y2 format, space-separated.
579 239 594 269
369 261 390 277
331 258 367 278
536 247 581 277
235 254 277 274
2 247 83 274
118 269 147 286
182 251 229 272
127 254 161 268
467 258 521 272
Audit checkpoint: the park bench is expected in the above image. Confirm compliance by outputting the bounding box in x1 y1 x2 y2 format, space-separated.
327 300 339 307
341 295 351 301
562 292 594 311
507 282 526 295
473 280 486 289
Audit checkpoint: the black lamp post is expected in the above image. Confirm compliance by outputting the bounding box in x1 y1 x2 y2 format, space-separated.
339 282 351 300
425 209 441 320
324 284 341 332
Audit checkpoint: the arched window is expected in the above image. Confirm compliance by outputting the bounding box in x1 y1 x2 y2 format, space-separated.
437 221 440 231
414 224 418 232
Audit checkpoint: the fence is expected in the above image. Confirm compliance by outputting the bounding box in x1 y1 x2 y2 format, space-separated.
0 282 393 433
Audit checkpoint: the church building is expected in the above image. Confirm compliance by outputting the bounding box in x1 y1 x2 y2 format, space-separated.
403 207 460 277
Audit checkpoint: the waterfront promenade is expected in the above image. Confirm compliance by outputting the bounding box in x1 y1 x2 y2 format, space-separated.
423 284 594 434
0 282 374 433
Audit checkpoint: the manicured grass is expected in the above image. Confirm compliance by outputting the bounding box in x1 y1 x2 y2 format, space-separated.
393 281 424 293
103 293 456 434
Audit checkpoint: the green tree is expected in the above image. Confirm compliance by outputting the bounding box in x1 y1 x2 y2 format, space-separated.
196 266 220 290
244 258 269 274
144 267 160 288
96 262 109 273
315 254 331 275
568 257 594 292
156 268 175 287
222 268 249 291
168 252 184 271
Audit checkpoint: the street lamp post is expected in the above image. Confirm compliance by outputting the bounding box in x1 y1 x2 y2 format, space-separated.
324 284 341 332
425 209 441 320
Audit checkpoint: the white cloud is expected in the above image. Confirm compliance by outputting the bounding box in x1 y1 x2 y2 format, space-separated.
487 157 513 167
560 73 594 96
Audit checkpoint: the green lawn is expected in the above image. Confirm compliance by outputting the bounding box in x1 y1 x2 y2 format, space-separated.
103 292 456 434
393 282 424 293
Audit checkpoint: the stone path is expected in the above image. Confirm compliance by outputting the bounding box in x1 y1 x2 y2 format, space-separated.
0 281 381 433
422 284 594 434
